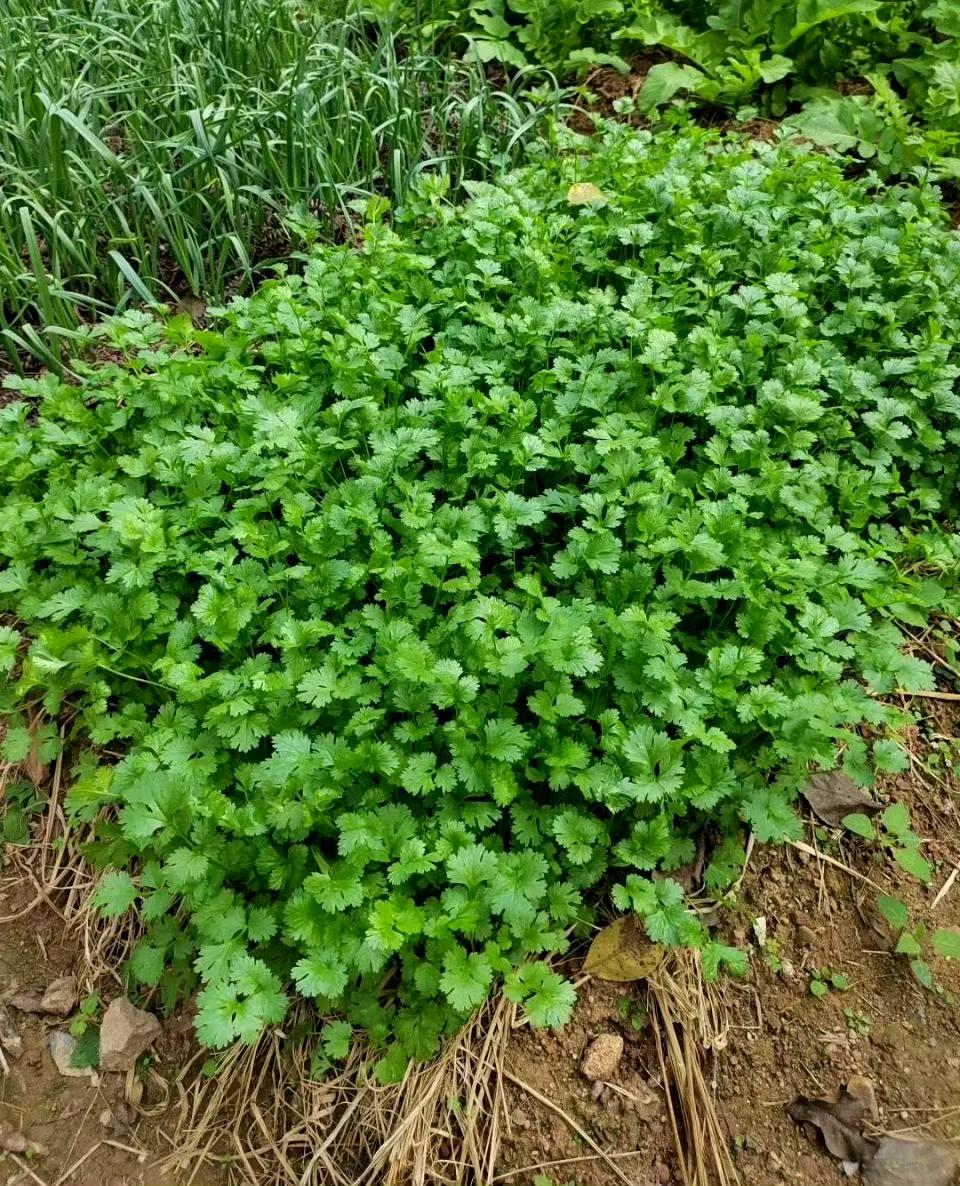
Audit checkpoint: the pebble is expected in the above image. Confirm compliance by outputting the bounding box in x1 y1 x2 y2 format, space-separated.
48 1031 92 1079
98 997 161 1072
779 959 796 982
633 1081 662 1121
796 925 817 947
0 1126 29 1154
0 1004 22 1059
509 1108 530 1130
798 1154 821 1180
39 975 78 1017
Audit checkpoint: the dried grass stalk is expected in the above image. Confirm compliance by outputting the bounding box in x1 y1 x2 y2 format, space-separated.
648 950 738 1186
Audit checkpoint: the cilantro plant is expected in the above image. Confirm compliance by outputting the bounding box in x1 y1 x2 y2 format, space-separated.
2 120 960 1074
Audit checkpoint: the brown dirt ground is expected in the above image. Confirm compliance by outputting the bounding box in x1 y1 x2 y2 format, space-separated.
1 702 959 1186
0 873 228 1186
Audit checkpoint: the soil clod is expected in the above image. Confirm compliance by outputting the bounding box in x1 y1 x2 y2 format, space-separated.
580 1032 624 1081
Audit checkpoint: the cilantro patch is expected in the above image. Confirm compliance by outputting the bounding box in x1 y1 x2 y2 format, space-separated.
2 120 960 1060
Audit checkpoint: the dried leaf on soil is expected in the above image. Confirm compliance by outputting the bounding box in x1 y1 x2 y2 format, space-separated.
802 771 880 827
788 1087 874 1164
790 1083 960 1186
583 916 664 981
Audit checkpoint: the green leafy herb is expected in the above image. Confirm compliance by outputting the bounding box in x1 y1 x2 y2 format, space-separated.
3 121 960 1060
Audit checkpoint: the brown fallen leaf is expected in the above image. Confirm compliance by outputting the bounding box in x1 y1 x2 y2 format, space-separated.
788 1088 874 1164
566 182 608 205
802 771 880 827
790 1083 959 1186
863 1137 959 1186
175 293 207 324
847 1074 879 1122
22 733 47 787
583 915 663 982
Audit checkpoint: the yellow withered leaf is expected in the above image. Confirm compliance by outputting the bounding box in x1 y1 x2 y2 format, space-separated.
583 915 664 982
566 181 608 205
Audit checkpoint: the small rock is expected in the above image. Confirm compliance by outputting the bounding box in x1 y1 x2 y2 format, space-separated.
38 975 78 1017
798 1154 821 1180
0 1124 45 1157
796 925 817 948
780 959 796 983
0 1004 22 1058
48 1031 91 1079
509 1106 530 1130
633 1081 662 1121
0 1126 28 1154
9 990 44 1014
99 997 161 1072
767 1150 783 1173
580 1033 624 1081
590 1079 606 1101
99 1108 115 1129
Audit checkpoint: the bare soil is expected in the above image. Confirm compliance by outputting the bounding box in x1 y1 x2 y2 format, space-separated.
0 874 227 1186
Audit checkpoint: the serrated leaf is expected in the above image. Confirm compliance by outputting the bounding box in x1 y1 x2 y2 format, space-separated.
893 846 932 884
129 942 166 986
894 931 922 956
932 928 960 960
842 812 876 839
881 803 911 838
92 870 139 917
439 947 492 1013
877 894 909 932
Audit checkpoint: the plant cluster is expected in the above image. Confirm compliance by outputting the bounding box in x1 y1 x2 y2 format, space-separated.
877 894 960 991
451 0 960 181
3 122 960 1074
0 0 557 371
